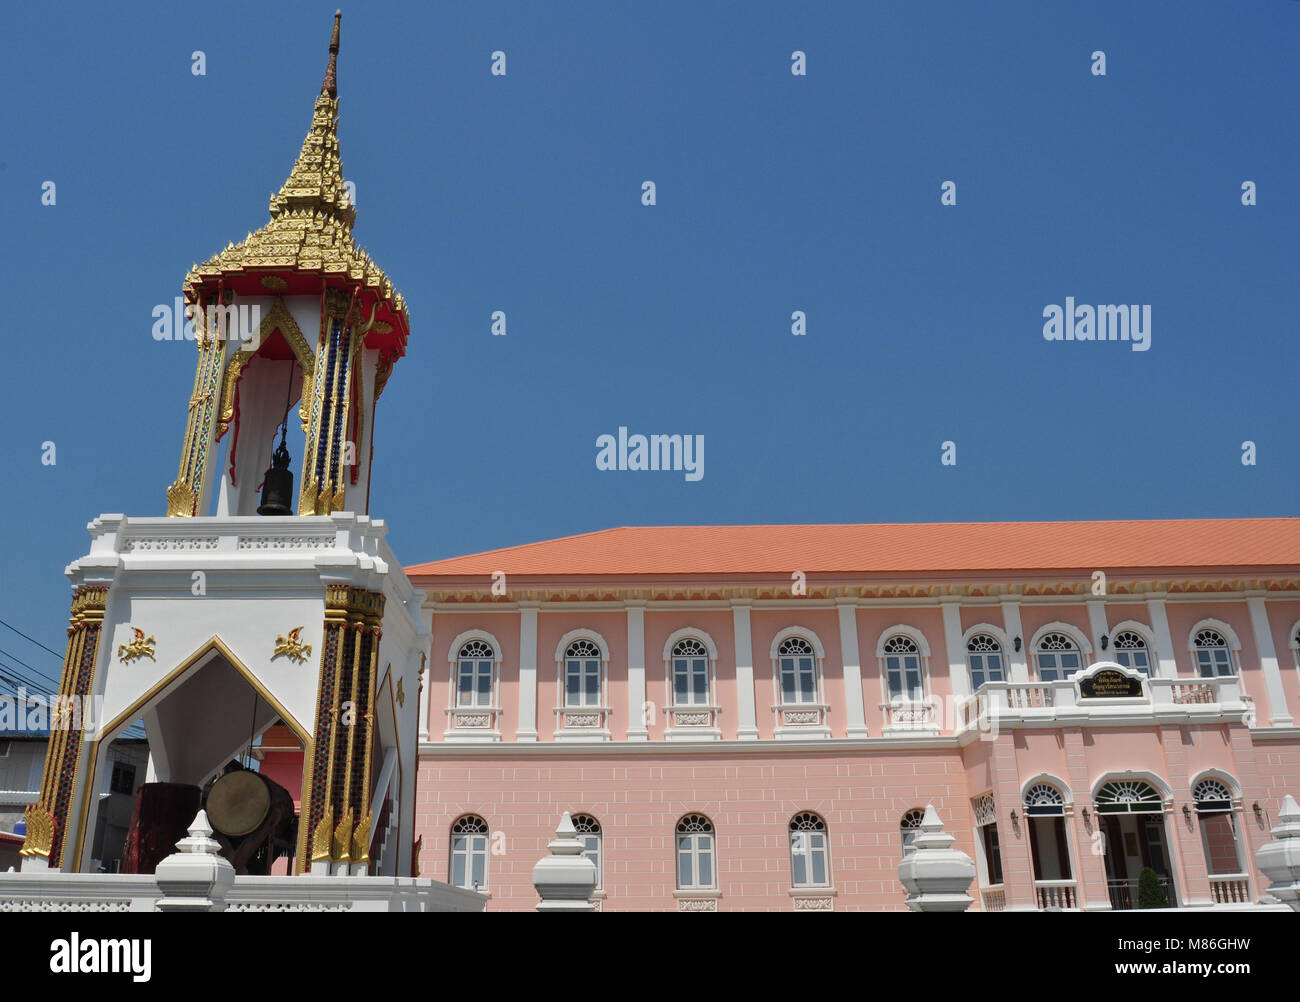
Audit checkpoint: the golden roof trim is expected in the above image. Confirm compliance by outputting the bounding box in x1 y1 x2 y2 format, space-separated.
182 13 407 324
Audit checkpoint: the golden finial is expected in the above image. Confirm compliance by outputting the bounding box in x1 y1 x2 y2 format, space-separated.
323 10 342 98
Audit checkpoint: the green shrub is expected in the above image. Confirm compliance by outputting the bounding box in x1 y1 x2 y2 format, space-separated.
1137 866 1168 909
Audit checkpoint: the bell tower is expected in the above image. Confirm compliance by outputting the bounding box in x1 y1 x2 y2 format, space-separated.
165 9 408 521
20 12 428 882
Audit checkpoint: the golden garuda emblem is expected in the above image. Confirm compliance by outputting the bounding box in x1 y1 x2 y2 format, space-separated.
273 627 312 664
117 627 156 664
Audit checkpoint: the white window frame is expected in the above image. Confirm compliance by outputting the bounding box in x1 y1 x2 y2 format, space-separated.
443 629 503 741
965 631 1006 691
675 815 717 890
1187 619 1242 680
789 812 831 888
1031 623 1092 683
1021 779 1076 885
1106 620 1158 677
769 627 829 737
572 813 603 891
662 628 721 739
876 626 935 732
553 629 612 741
449 815 490 891
900 808 925 856
879 629 929 702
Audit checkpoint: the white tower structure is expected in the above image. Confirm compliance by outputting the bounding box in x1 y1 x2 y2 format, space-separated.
21 12 426 881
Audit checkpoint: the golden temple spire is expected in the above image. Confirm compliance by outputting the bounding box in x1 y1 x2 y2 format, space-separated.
323 10 341 98
183 8 407 329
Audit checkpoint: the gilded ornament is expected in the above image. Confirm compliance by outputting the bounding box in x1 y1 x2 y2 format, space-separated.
117 628 157 664
351 814 371 864
272 627 313 665
310 804 333 862
18 804 55 859
332 806 354 862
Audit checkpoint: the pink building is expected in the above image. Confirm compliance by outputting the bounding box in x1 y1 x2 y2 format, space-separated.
408 519 1300 911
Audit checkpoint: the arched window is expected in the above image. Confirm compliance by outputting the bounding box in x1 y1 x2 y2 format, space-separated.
789 812 830 887
1194 780 1245 878
777 636 818 705
1193 629 1234 678
1111 631 1151 676
883 635 924 701
564 639 603 706
1024 784 1065 813
900 808 925 855
1036 633 1082 682
572 814 603 890
1095 780 1163 814
449 815 489 890
966 634 1004 690
456 639 495 707
1023 784 1072 882
671 638 710 706
675 814 716 889
1093 781 1175 907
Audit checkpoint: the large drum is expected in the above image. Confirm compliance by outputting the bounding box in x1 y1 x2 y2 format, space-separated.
202 766 297 874
206 770 273 837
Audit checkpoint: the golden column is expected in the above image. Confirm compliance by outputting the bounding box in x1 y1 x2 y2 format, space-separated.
21 586 108 867
165 295 226 517
298 290 374 515
298 585 385 872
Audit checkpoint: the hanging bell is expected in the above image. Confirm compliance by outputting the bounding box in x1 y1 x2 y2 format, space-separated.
257 428 295 517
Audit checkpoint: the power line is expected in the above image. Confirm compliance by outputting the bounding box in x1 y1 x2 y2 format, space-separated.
0 644 62 689
0 617 65 660
0 655 145 740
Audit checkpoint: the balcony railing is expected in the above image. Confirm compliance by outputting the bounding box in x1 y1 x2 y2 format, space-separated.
771 703 830 735
879 699 941 733
552 705 611 740
444 706 502 736
981 886 1006 912
1208 875 1251 905
1107 875 1173 910
1034 880 1078 910
664 704 721 739
958 674 1249 734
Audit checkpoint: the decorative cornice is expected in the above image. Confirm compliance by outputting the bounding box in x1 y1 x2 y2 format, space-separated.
421 577 1300 606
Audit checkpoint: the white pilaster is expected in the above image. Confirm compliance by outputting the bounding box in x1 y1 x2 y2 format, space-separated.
837 602 869 737
517 605 539 741
1146 599 1178 679
1247 597 1294 727
941 602 972 699
626 604 648 740
733 603 759 740
1086 600 1109 663
144 709 170 781
1000 601 1029 683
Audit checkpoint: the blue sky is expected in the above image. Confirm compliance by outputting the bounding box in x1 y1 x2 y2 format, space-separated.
0 1 1296 675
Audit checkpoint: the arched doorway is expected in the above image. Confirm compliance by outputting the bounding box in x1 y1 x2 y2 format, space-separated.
1095 779 1177 909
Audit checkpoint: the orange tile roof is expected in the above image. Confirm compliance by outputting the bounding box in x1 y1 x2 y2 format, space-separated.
406 518 1300 578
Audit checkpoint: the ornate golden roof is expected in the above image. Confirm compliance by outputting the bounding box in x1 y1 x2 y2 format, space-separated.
183 12 407 327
